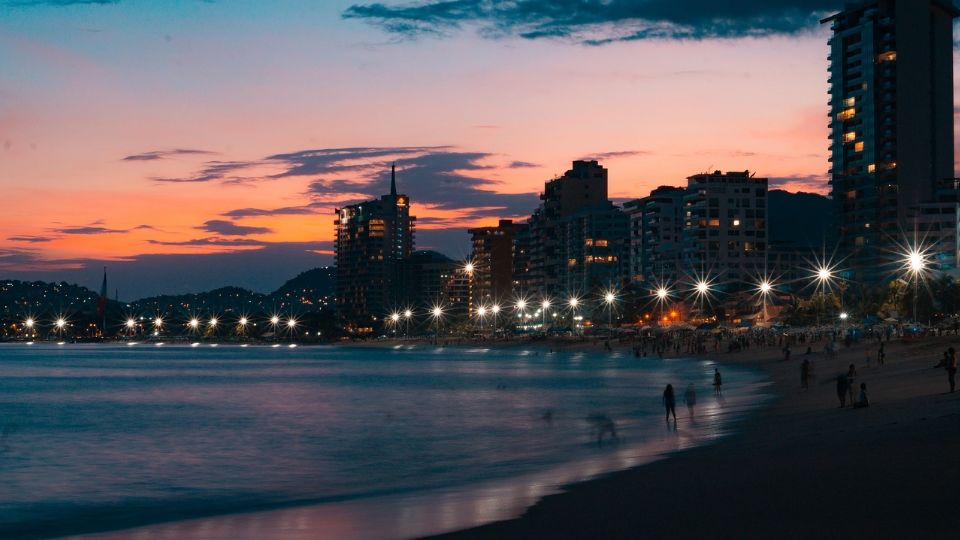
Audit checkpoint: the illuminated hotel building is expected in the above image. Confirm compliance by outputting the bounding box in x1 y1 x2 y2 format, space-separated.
823 1 957 283
334 165 415 329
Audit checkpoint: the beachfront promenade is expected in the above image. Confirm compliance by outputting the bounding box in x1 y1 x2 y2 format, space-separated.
437 332 960 539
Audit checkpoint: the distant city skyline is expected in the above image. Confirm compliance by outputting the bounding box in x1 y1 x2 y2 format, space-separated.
2 0 959 297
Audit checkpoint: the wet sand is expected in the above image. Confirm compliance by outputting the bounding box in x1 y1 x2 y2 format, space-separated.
433 334 960 539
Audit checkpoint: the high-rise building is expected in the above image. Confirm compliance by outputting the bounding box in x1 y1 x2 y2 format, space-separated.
562 205 628 294
400 250 457 309
526 160 626 296
469 220 527 308
822 0 958 283
682 171 768 290
334 165 415 330
625 186 686 286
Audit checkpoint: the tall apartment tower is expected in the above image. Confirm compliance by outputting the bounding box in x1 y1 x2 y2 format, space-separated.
683 171 768 290
625 186 686 285
527 160 619 295
334 165 415 330
822 0 957 283
469 219 527 307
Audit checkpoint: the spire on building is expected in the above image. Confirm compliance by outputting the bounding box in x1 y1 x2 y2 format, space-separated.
390 162 397 197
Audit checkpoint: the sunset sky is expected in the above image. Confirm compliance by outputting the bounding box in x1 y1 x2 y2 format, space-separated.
1 0 957 298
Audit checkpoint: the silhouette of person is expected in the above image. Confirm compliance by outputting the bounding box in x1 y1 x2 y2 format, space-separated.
836 373 849 408
684 383 697 419
947 347 957 393
713 368 722 396
663 384 677 427
853 383 870 408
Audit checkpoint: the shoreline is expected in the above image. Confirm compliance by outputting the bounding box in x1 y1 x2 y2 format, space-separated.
47 343 770 540
432 334 960 539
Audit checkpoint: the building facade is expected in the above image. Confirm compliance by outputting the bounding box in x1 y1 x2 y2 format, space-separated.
626 186 686 286
334 165 415 329
823 0 958 283
682 171 768 291
469 219 527 308
525 160 627 297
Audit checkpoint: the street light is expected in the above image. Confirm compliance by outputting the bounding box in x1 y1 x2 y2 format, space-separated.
603 289 617 339
541 299 551 333
403 309 413 337
491 304 500 337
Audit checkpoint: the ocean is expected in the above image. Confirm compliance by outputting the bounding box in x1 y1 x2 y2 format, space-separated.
0 343 768 539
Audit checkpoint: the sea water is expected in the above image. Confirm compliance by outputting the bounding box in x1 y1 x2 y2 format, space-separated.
0 343 768 539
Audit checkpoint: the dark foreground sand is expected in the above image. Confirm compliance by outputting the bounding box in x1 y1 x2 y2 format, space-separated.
434 335 960 539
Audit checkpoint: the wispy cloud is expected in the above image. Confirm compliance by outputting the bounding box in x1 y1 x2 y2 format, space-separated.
578 150 648 161
122 148 217 162
54 225 127 235
342 0 838 45
196 220 273 237
7 235 58 243
221 205 320 218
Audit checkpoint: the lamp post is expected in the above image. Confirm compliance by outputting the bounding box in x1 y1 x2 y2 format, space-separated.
603 291 616 340
491 304 500 338
404 309 412 338
541 299 551 334
568 297 580 335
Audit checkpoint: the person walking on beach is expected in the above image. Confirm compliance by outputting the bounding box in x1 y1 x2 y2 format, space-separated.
836 372 849 408
846 364 858 405
713 368 722 396
663 384 677 427
684 383 697 419
947 347 957 393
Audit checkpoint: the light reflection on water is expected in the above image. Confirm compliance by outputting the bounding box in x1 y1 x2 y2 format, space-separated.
0 344 768 539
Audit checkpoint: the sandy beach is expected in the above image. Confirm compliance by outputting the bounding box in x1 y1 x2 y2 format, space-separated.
430 334 960 539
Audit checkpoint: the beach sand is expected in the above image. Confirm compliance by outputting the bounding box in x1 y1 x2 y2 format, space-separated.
433 334 960 539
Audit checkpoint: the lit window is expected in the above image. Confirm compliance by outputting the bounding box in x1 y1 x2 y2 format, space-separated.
732 219 741 227
708 218 720 227
843 131 856 142
854 141 864 152
584 239 594 246
846 190 857 199
867 163 876 173
837 108 856 121
568 258 577 266
595 239 608 247
877 51 897 62
843 97 856 107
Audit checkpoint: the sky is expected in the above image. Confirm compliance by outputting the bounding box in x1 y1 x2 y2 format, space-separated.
0 0 957 298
